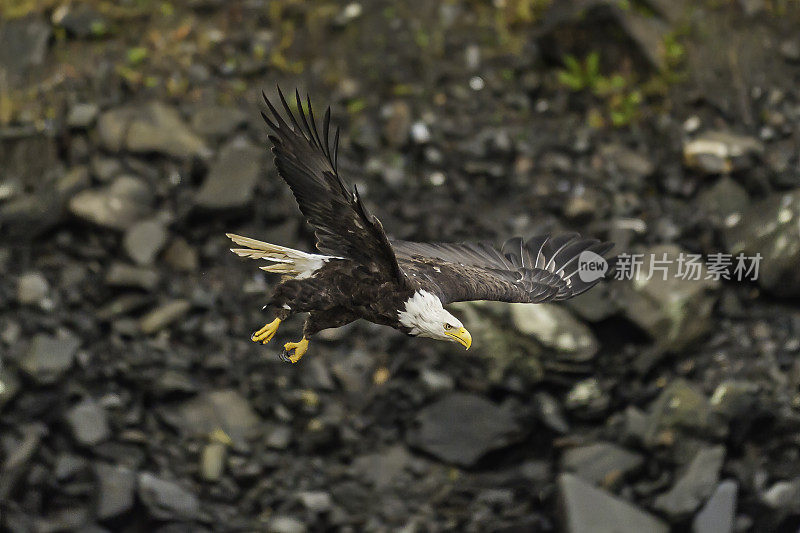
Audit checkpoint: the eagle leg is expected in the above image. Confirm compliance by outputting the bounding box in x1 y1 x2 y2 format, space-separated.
281 337 309 364
251 318 282 344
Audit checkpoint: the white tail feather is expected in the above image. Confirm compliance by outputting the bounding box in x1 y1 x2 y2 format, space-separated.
226 233 339 279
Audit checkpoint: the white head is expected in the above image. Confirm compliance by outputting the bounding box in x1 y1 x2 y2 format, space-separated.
398 290 472 349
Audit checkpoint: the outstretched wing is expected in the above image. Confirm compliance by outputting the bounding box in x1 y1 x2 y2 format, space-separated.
392 233 614 304
261 87 404 280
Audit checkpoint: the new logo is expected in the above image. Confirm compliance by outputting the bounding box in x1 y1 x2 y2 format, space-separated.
578 250 608 283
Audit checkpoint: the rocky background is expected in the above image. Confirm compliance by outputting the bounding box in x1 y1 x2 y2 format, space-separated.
2 0 800 531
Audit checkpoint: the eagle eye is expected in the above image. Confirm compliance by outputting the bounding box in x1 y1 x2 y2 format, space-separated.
444 323 454 330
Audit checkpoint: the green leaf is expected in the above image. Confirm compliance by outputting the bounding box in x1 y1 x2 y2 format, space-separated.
563 54 581 73
558 70 585 90
610 110 629 127
610 74 626 89
586 52 600 78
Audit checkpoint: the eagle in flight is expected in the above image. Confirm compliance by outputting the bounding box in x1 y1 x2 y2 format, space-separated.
228 88 613 363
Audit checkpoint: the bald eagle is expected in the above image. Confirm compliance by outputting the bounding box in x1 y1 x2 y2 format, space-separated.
228 89 613 363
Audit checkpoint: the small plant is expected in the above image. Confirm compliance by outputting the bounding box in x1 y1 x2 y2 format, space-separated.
557 52 644 128
557 52 602 92
608 89 642 127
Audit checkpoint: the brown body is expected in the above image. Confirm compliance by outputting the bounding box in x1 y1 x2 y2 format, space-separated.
268 260 415 336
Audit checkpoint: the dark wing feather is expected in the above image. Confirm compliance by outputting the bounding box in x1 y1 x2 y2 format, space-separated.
261 87 404 281
393 234 614 304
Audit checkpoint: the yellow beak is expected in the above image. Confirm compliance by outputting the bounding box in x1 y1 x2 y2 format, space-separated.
446 327 472 350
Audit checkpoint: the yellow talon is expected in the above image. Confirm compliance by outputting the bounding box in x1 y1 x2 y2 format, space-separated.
282 337 309 364
251 318 281 344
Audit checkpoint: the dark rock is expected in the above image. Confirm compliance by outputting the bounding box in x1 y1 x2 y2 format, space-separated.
540 1 669 71
105 262 160 291
381 101 412 147
622 406 649 444
331 350 374 394
654 446 726 517
267 516 306 533
95 293 150 321
162 237 199 272
16 271 49 306
0 423 46 500
419 368 455 393
645 380 725 446
300 357 336 390
190 105 248 138
564 283 617 322
1 135 59 188
410 121 431 144
162 389 262 449
0 367 21 408
66 397 110 446
0 17 51 79
97 102 210 160
709 380 759 419
561 442 644 487
296 491 332 512
20 332 80 384
265 424 292 450
123 218 168 265
780 39 800 62
140 300 191 334
138 472 200 520
94 463 136 519
565 377 609 416
616 245 719 352
1 319 22 345
695 176 749 228
53 4 109 38
511 303 598 361
534 391 569 433
693 480 737 533
351 116 381 150
60 165 91 193
765 140 795 180
684 131 763 174
349 445 411 489
0 180 20 202
195 137 263 209
761 478 800 511
54 453 88 480
408 392 520 466
69 176 153 231
33 507 90 532
333 2 363 26
724 189 800 296
0 190 63 238
558 473 669 533
90 156 123 182
200 440 228 482
66 103 100 129
600 144 655 179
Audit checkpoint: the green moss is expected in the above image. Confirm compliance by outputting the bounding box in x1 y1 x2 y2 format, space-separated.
346 98 366 114
414 29 430 50
0 0 54 19
126 46 148 66
159 1 174 17
90 19 109 37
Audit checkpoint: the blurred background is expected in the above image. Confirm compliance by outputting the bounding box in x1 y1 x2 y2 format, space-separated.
2 0 800 531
